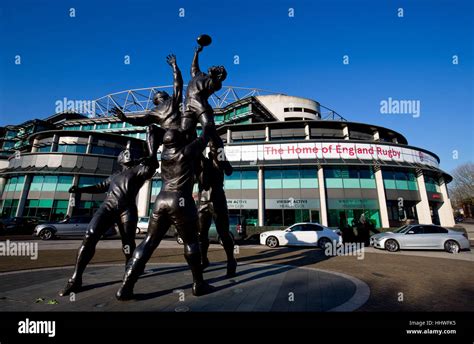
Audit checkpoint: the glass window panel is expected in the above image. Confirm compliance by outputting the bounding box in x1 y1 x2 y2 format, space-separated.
383 180 396 189
42 176 57 191
360 179 376 189
325 179 343 188
224 180 241 189
27 199 39 207
54 200 69 208
282 169 299 179
395 179 409 190
301 178 318 188
15 176 24 192
343 178 360 188
358 167 374 179
282 179 300 189
30 176 44 191
38 199 54 208
241 171 257 189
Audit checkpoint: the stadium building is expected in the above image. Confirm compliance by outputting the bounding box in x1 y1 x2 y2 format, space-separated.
0 87 455 229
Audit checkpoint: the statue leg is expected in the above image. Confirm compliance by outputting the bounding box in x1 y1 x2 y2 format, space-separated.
116 208 170 300
117 208 138 265
176 220 213 296
59 207 115 296
199 111 233 175
212 195 237 277
198 200 212 270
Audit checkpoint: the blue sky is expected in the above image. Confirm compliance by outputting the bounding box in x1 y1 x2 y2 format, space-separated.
0 0 472 172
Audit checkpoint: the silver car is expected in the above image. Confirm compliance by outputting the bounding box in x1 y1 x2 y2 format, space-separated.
33 216 116 240
370 224 470 253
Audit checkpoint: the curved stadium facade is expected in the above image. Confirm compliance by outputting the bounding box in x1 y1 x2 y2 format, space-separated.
0 87 455 229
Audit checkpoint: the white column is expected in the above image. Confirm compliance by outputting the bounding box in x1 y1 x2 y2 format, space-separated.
31 138 40 153
343 125 350 140
305 123 310 140
415 173 433 224
265 126 271 142
66 175 79 217
374 168 390 228
226 128 232 144
438 179 455 227
373 131 380 141
86 135 93 154
258 166 265 226
317 166 328 226
15 175 31 217
136 180 151 217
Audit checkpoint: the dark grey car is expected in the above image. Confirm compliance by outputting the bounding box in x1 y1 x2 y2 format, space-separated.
33 216 116 240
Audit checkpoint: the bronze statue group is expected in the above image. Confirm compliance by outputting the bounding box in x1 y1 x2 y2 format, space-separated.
59 36 236 300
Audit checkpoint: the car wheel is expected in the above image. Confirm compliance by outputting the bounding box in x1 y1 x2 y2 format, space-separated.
318 237 332 249
385 239 399 252
218 232 235 246
39 228 54 241
444 240 460 253
265 236 279 248
176 235 184 245
136 227 141 234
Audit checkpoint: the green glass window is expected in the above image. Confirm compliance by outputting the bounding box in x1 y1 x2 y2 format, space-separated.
265 169 282 189
282 169 300 189
81 124 93 131
57 176 73 192
110 122 123 129
151 180 162 196
224 171 242 189
38 145 51 152
300 168 318 188
78 176 106 187
95 123 109 130
30 176 44 191
1 199 19 217
241 170 258 189
57 144 87 153
42 176 58 192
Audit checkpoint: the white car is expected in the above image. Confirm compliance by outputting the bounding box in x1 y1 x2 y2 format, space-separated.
136 217 149 234
370 224 470 253
260 222 342 248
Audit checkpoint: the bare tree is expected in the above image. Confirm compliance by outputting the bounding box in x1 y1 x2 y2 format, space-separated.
449 163 474 216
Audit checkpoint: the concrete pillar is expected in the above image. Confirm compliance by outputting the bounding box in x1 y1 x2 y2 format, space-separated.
226 128 232 144
258 166 265 226
304 123 310 140
51 134 59 152
374 167 390 228
66 175 79 217
415 172 433 224
373 131 380 141
0 176 7 195
15 174 32 217
317 166 328 226
137 180 151 217
438 179 455 227
343 125 350 140
265 126 271 142
86 135 93 154
31 138 40 153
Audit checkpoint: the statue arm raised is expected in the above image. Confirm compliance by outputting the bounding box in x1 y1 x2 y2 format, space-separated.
191 46 203 78
167 54 183 111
